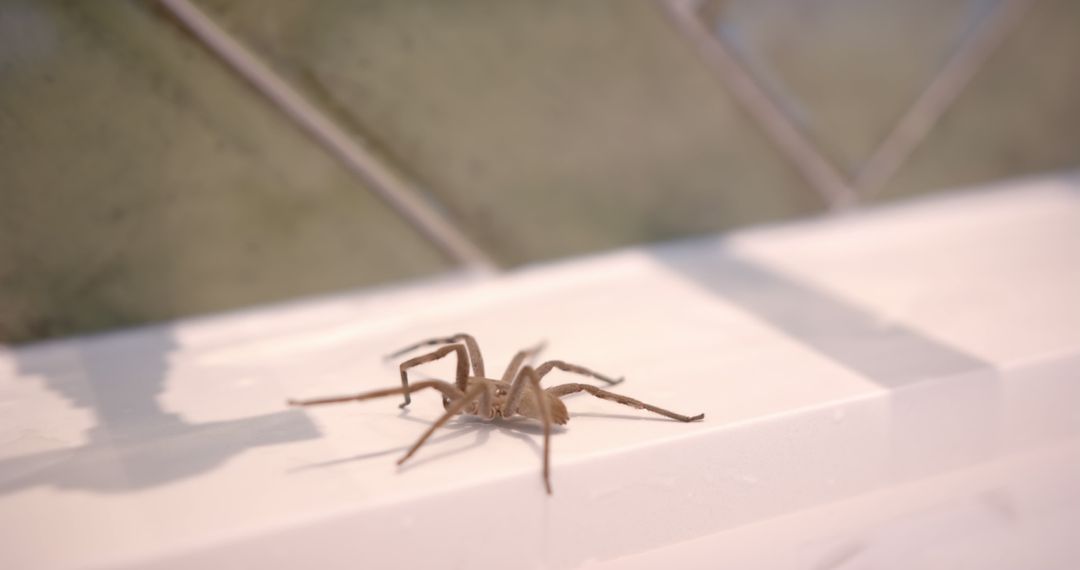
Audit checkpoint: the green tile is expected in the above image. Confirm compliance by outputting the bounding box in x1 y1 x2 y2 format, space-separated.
879 0 1080 199
0 1 450 343
699 0 995 174
198 0 823 266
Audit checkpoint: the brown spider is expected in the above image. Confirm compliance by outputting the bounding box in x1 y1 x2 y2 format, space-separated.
287 333 704 493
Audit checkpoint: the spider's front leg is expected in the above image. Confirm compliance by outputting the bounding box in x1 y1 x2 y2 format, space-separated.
525 367 554 494
386 333 486 377
395 344 471 408
396 383 488 465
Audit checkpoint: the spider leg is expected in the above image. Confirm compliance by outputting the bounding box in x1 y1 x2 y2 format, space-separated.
523 367 554 494
502 363 533 419
499 340 547 383
287 380 464 407
397 383 487 465
476 380 496 420
385 333 486 377
547 384 704 422
397 344 470 409
500 366 555 492
536 360 624 387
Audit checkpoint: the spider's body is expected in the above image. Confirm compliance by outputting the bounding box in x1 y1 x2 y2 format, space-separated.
288 333 703 493
454 377 571 425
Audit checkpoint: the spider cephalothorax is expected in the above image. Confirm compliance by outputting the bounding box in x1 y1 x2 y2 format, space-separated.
289 333 703 493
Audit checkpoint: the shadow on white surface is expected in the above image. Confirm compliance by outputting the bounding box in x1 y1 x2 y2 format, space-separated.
652 244 993 388
291 406 688 477
0 328 321 494
652 241 1005 479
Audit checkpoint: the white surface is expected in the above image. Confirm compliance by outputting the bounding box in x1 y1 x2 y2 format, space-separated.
1 173 1078 569
586 437 1080 570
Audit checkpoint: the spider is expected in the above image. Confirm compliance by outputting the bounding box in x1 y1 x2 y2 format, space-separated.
287 333 704 493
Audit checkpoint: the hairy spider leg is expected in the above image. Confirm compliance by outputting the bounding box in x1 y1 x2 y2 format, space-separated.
475 380 496 420
502 364 534 420
499 340 548 383
535 360 624 387
287 379 464 407
386 333 485 377
397 344 470 409
523 367 554 494
397 383 487 465
547 384 705 423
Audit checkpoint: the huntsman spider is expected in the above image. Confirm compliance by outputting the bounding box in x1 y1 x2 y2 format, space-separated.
288 333 704 493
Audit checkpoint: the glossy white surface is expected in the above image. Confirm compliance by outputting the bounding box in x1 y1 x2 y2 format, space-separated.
1 173 1078 569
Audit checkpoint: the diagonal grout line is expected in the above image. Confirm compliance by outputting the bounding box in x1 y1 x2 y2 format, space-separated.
156 0 498 274
662 0 1038 206
854 0 1039 197
659 0 859 212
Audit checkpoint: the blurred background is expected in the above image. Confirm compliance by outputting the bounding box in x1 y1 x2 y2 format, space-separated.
2 0 1078 344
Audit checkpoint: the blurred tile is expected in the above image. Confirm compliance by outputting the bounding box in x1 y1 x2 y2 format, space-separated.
879 0 1080 200
698 0 1001 173
198 0 823 266
0 1 450 343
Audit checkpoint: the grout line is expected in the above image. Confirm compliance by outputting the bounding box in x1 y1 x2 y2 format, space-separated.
156 0 498 274
659 0 859 211
853 0 1039 197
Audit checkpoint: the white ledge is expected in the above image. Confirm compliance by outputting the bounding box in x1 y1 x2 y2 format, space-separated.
2 173 1079 569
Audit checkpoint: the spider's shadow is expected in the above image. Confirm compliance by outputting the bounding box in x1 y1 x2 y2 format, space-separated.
289 406 687 475
288 413 566 474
